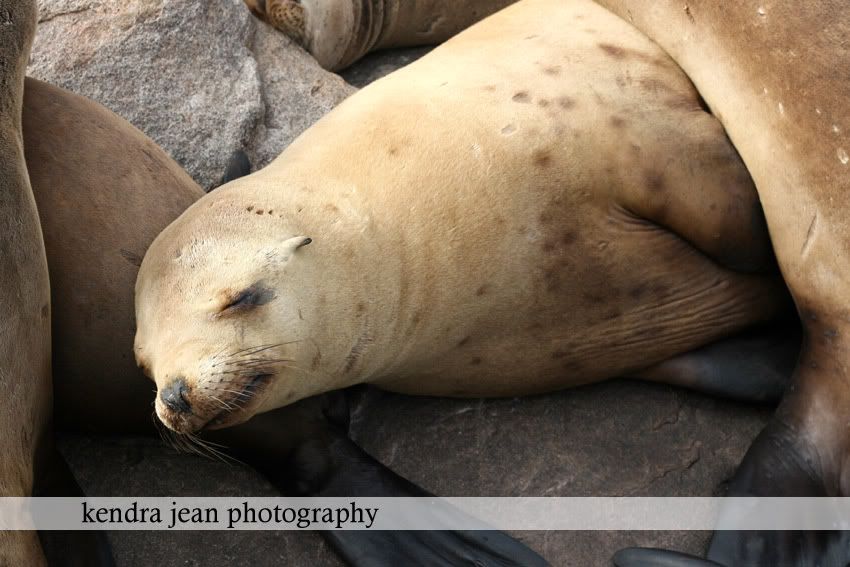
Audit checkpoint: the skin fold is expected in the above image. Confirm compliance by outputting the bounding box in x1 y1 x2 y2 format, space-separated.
588 1 850 565
243 0 517 70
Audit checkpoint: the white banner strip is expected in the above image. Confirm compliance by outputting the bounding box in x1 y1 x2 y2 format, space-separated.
3 497 850 531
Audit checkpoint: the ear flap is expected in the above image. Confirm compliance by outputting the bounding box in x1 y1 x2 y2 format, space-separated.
281 235 312 259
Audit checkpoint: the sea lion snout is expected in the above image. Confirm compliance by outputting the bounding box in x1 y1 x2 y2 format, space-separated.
159 377 191 414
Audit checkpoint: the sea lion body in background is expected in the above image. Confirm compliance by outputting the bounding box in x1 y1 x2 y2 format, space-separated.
0 2 51 565
23 77 205 433
136 0 793 436
243 0 516 70
585 1 850 565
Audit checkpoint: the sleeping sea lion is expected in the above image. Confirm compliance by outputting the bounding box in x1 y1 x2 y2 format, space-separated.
136 0 794 457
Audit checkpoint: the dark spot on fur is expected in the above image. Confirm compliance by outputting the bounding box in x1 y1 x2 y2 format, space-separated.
557 96 576 109
543 65 561 76
246 206 254 211
325 204 339 213
470 357 482 366
544 269 560 292
533 150 553 168
539 211 554 224
120 249 143 267
483 84 497 92
583 292 605 304
561 232 577 245
629 285 647 299
639 78 673 94
457 336 471 347
598 43 626 59
311 350 322 370
538 98 550 108
542 239 557 252
356 302 365 314
476 285 488 296
645 171 665 192
388 147 398 156
512 91 531 103
41 304 49 319
268 210 273 214
256 209 264 215
609 115 626 129
651 283 670 296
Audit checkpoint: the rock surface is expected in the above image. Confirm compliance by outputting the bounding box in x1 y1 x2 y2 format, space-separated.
29 0 352 190
34 1 773 565
60 379 770 566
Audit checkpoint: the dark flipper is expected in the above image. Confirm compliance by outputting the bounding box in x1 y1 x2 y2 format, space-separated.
36 449 115 567
635 323 800 404
706 420 850 566
299 433 548 567
615 420 850 566
216 149 252 189
613 548 721 567
207 392 548 567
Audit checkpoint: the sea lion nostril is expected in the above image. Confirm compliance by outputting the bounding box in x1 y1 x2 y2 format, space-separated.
160 377 191 414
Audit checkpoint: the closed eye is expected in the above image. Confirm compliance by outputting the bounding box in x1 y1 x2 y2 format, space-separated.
222 283 276 312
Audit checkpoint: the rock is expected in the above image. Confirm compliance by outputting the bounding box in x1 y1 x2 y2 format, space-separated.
348 379 770 563
245 17 354 172
29 0 352 190
59 434 344 566
340 47 432 88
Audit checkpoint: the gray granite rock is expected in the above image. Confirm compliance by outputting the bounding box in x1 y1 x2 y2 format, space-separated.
246 17 354 172
28 0 352 190
59 379 770 566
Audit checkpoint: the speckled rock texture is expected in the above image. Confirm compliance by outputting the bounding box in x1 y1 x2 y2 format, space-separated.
33 2 772 565
29 0 353 190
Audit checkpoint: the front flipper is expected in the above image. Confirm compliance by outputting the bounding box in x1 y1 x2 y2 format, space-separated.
208 392 548 566
292 433 548 567
613 548 720 567
36 449 115 567
614 419 850 566
705 420 850 566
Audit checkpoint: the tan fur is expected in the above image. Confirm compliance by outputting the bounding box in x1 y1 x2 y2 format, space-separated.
0 1 50 565
595 0 850 498
137 0 788 434
22 78 205 433
243 0 516 70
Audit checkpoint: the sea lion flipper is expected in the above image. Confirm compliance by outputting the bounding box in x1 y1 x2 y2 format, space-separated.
613 548 721 566
307 432 549 567
705 420 850 566
634 323 800 404
36 450 116 567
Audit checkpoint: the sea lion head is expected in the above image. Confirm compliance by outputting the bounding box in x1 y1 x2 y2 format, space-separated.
134 194 317 434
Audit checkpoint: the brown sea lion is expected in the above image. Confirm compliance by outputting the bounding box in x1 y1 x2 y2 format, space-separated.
243 0 516 70
22 77 544 566
581 1 850 565
0 2 52 565
136 0 795 467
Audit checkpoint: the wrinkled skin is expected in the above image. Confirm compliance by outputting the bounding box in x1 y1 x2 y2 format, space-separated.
589 0 850 564
243 0 517 70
